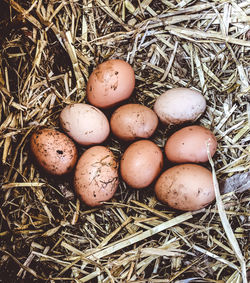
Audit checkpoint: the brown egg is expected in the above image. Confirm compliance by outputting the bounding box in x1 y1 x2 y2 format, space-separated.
165 125 217 163
60 103 110 146
110 104 158 141
154 88 206 125
155 164 215 211
30 128 77 175
74 146 119 207
87 59 135 108
120 140 163 189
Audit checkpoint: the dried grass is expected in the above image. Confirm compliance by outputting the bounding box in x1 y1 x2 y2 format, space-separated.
0 0 249 282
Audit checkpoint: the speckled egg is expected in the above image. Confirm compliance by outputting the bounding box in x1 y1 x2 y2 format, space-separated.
110 104 158 141
155 164 215 211
120 140 163 189
30 128 78 175
165 125 217 163
154 88 206 125
60 103 110 146
74 146 119 207
87 59 135 108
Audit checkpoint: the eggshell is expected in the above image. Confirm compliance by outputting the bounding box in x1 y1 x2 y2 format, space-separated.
60 103 110 146
120 140 163 189
87 59 135 108
74 146 119 207
155 164 215 211
110 104 158 141
165 125 217 163
153 88 206 125
30 128 77 175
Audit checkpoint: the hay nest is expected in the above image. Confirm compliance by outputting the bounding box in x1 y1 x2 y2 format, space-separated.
0 0 249 282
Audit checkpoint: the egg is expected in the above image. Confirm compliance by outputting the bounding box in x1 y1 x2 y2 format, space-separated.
74 146 119 207
155 164 215 211
60 103 110 146
165 125 217 163
110 104 158 141
30 128 77 175
87 59 135 108
120 140 163 189
153 88 206 125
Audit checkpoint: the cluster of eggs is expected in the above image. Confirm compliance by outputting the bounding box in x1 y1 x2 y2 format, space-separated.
30 59 217 211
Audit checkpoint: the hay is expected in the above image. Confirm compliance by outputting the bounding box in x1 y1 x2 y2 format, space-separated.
0 0 249 282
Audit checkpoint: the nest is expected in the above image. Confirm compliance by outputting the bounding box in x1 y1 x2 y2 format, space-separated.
0 0 249 282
